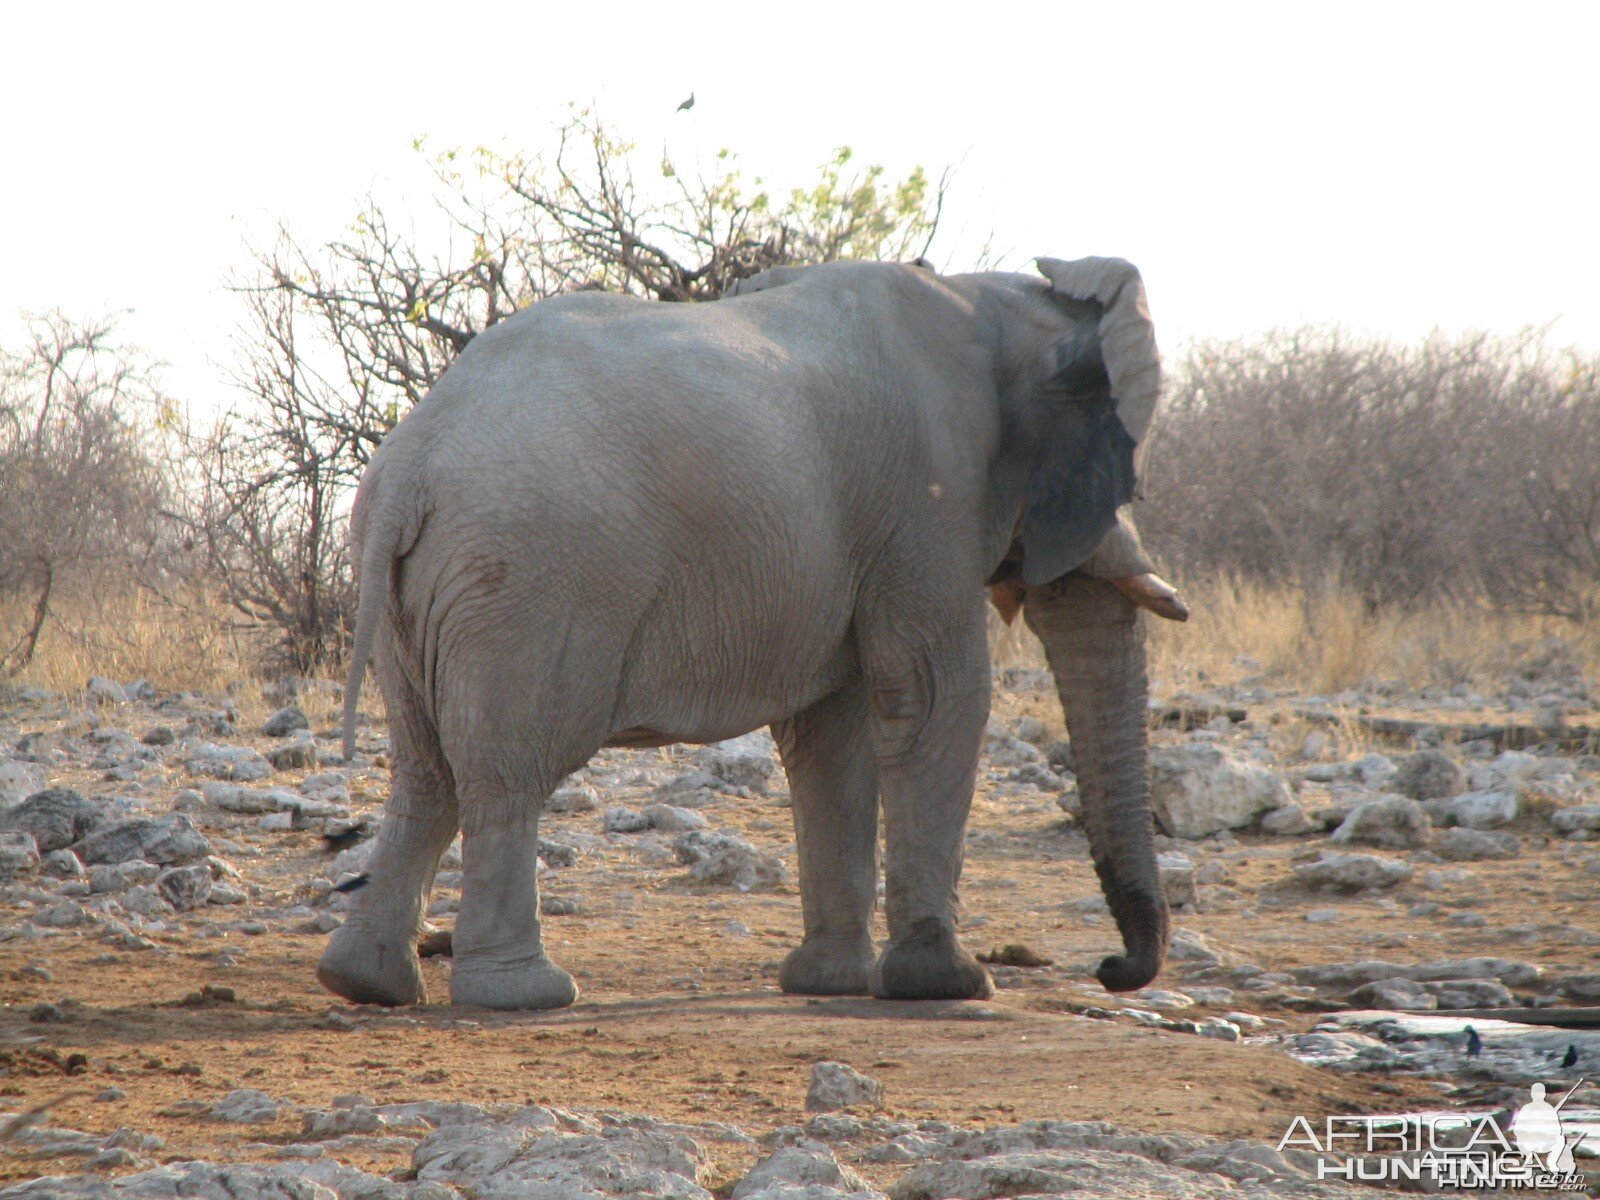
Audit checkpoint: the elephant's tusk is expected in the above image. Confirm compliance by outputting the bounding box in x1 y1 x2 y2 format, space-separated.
1111 573 1191 622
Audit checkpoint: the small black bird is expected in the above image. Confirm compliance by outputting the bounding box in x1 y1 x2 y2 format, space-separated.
1465 1026 1483 1057
1562 1044 1579 1069
676 93 695 112
321 820 370 852
332 873 370 894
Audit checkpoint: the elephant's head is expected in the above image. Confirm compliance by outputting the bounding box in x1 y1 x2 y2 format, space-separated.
996 257 1176 993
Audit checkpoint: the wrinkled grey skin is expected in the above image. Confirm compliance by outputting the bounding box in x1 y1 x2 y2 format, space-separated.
319 257 1171 1010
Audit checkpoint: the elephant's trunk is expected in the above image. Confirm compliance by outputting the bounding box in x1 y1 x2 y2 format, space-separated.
1024 573 1168 992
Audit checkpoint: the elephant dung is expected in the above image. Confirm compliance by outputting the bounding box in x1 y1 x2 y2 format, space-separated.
1148 745 1290 839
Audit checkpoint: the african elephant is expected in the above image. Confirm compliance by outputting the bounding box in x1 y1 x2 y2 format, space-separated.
318 256 1187 1011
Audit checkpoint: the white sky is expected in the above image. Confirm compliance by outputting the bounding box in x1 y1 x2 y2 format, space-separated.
2 2 1597 409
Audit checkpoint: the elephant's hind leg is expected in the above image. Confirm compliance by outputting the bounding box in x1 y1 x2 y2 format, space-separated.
439 697 591 1011
319 668 457 1006
772 679 879 995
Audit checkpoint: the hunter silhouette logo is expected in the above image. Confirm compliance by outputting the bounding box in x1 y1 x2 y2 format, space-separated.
1279 1079 1588 1188
1510 1082 1583 1177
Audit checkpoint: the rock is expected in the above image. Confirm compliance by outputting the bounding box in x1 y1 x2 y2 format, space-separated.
90 860 161 892
0 830 40 878
1393 749 1465 800
1428 789 1519 830
525 839 573 869
141 725 176 746
604 806 653 833
158 863 213 910
86 675 129 704
1551 806 1600 835
1426 978 1515 1009
75 814 211 865
413 1118 711 1198
1294 956 1541 989
0 788 101 851
267 740 317 770
547 785 600 813
806 1061 884 1113
1293 851 1412 892
1156 852 1197 909
1351 752 1397 788
542 895 581 916
101 1162 334 1198
1259 803 1315 836
732 1143 871 1199
1330 796 1431 850
263 705 310 737
186 742 273 782
1148 744 1289 839
704 750 776 794
0 759 47 808
41 847 84 878
302 1105 388 1135
1469 750 1541 792
1347 977 1436 1010
1432 827 1519 861
674 831 788 891
212 1087 280 1123
643 803 709 832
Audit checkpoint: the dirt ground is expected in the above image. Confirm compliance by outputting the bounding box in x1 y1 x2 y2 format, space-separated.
1 681 1595 1186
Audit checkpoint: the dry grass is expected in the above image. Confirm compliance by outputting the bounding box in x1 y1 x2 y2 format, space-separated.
994 573 1600 701
7 574 1596 719
4 583 272 699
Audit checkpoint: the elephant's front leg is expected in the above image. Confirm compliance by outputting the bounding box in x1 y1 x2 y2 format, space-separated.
862 614 994 1001
772 680 879 995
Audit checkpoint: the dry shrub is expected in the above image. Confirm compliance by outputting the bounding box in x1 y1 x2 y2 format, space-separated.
1140 328 1600 620
0 581 252 696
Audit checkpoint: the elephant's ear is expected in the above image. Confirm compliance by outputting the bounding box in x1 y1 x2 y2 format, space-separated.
1020 257 1162 586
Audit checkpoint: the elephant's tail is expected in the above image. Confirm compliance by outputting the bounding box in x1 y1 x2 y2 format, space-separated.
342 478 422 762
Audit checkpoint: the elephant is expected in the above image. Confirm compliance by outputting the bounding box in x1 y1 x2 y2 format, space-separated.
318 255 1189 1011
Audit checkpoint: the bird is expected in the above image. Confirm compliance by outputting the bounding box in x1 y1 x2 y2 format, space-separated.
0 1090 88 1143
676 93 695 112
321 820 370 852
331 873 370 894
1562 1044 1579 1069
1465 1026 1483 1057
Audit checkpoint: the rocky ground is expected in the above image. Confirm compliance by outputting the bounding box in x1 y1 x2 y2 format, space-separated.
1 655 1599 1198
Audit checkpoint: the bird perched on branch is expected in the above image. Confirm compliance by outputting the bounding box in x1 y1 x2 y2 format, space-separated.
676 93 695 112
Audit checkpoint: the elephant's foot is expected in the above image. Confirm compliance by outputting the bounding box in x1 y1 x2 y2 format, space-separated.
450 952 578 1011
779 934 875 996
318 923 427 1007
869 917 994 1001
